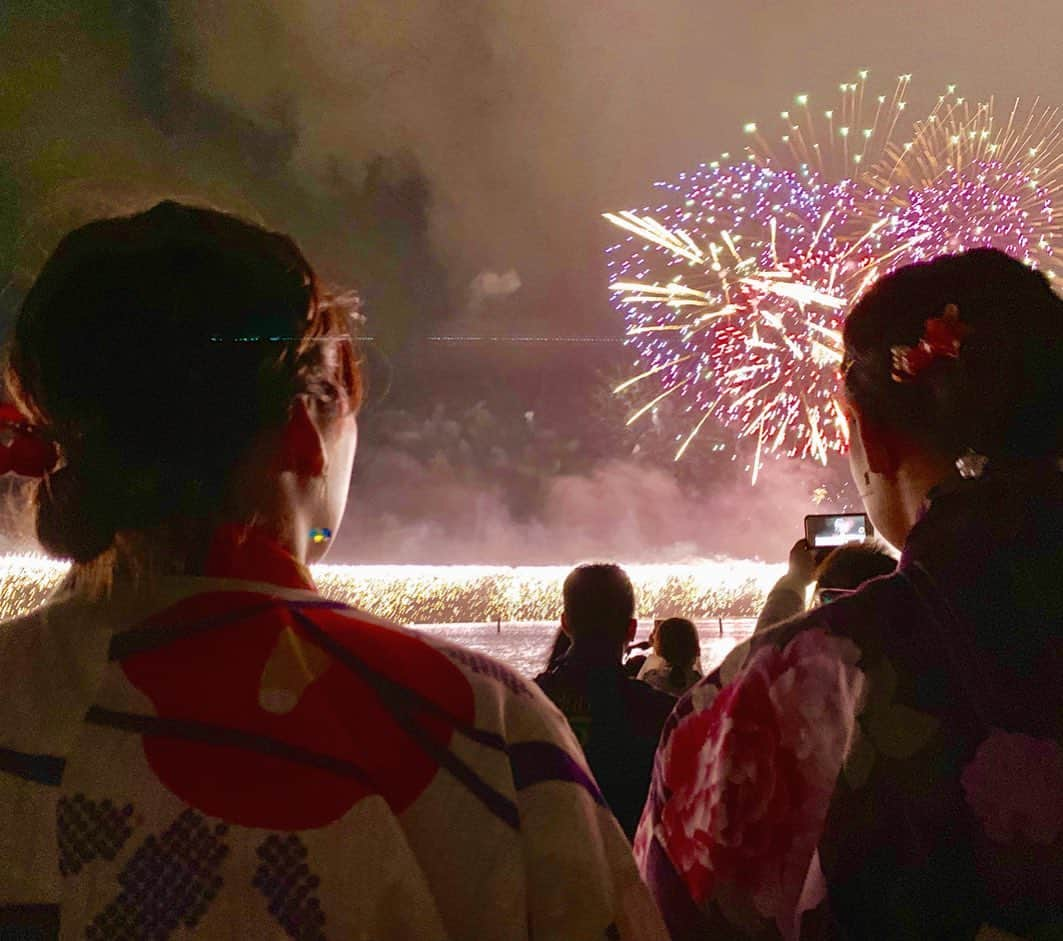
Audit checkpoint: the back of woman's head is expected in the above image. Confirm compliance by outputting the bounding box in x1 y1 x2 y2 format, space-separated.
7 200 361 564
843 248 1063 462
656 617 699 686
814 543 896 592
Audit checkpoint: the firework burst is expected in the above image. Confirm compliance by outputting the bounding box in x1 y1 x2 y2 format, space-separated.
606 73 1062 481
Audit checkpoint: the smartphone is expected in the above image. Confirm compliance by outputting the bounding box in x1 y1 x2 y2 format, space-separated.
804 512 872 549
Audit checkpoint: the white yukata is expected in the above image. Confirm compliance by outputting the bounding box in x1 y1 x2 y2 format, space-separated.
0 530 666 940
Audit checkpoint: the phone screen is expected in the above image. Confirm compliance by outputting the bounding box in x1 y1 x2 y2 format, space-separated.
804 513 872 548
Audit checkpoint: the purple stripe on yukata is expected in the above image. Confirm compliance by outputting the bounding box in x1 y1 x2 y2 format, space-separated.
0 904 61 937
109 598 350 660
288 609 521 830
84 707 378 789
0 745 65 786
508 740 606 807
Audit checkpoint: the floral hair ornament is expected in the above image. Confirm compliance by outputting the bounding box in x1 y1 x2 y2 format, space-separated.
890 302 969 383
955 448 989 480
0 404 59 477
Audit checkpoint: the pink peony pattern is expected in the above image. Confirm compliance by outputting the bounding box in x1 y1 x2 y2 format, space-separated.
961 730 1063 846
639 628 864 939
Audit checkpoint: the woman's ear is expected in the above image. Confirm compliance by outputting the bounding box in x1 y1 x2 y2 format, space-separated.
274 398 326 478
849 399 903 479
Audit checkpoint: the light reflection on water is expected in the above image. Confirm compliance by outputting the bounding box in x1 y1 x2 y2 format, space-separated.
415 619 755 678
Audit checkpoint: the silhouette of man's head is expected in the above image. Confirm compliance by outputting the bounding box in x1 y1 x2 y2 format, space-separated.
562 563 637 653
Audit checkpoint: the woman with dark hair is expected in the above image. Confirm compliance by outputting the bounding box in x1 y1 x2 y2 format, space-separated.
812 542 897 606
638 249 1063 939
0 202 666 940
640 618 702 696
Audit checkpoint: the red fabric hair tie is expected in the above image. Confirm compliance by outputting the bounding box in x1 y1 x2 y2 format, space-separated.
0 404 59 477
890 302 970 383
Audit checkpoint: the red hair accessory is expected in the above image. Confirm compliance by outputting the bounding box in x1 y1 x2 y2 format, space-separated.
0 405 59 477
890 303 969 383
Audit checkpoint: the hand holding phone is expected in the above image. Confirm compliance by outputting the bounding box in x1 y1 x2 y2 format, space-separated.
804 513 873 549
787 539 818 582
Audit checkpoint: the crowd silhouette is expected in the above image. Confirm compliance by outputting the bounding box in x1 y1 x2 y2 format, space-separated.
0 202 1060 939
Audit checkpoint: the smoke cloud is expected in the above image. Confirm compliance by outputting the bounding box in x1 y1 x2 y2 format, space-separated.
3 0 1059 565
168 0 1063 307
467 269 521 311
338 446 844 565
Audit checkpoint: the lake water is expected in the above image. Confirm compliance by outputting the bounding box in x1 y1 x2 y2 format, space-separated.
415 619 755 677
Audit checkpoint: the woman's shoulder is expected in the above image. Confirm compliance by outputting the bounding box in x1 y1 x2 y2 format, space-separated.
0 594 116 758
640 667 682 692
101 577 552 723
240 594 570 741
406 623 547 705
682 571 913 718
637 667 681 698
0 590 114 661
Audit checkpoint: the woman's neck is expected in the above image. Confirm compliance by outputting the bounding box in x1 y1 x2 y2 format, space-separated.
888 452 956 548
92 520 314 591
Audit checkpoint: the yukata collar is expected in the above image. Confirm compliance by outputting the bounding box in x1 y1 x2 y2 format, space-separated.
203 523 317 592
903 459 1063 571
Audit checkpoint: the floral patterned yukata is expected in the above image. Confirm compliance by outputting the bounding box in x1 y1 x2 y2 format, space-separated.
0 528 667 940
637 469 1063 940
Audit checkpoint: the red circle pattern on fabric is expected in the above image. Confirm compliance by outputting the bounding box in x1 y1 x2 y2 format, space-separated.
121 592 476 831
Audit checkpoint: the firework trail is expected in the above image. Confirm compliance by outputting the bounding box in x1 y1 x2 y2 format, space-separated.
606 73 1062 481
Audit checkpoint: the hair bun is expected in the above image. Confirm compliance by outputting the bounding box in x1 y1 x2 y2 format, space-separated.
844 249 1063 461
8 201 361 567
36 465 116 563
